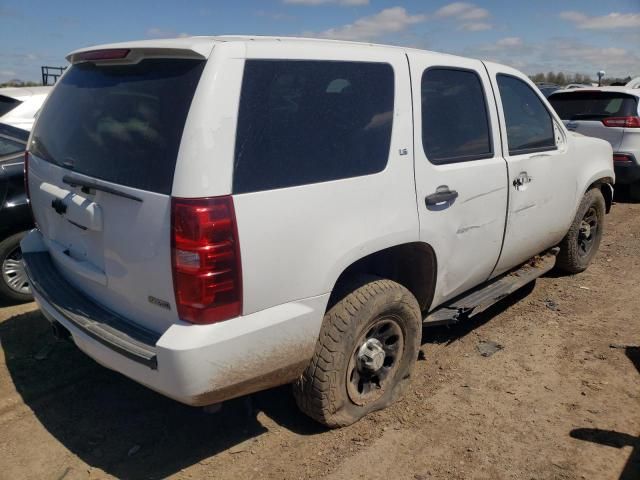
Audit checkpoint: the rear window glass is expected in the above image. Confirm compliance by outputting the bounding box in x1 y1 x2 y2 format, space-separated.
233 60 395 194
30 59 205 194
549 91 639 121
0 96 22 117
421 68 493 164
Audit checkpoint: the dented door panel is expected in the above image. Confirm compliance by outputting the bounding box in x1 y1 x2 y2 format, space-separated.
484 62 578 276
407 52 509 308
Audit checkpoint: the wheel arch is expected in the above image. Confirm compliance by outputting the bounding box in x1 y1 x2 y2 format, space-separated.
586 176 614 213
328 242 437 313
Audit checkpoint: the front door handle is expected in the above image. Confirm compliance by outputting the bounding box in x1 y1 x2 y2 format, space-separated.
425 186 459 206
513 172 533 188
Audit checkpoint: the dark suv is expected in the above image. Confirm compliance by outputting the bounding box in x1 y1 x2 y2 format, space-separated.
0 123 33 302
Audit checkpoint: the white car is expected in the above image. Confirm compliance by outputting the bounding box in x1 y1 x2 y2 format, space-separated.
626 77 640 89
22 36 614 427
549 87 640 199
0 86 52 131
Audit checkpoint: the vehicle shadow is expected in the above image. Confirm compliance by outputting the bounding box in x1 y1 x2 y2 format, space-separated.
0 297 33 309
422 280 537 346
0 281 538 479
0 310 322 480
569 346 640 480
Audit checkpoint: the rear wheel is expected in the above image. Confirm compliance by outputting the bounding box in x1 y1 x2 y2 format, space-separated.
293 277 421 428
0 232 32 304
556 189 605 274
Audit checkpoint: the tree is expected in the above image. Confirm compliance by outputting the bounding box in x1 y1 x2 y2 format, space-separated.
530 72 545 83
545 71 557 84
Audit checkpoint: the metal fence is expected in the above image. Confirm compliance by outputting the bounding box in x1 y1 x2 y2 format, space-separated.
41 66 67 86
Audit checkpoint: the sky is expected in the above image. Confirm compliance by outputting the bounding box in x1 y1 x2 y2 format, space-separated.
1 0 639 83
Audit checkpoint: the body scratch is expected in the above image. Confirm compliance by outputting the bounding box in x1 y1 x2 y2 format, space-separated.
514 203 536 214
462 186 506 204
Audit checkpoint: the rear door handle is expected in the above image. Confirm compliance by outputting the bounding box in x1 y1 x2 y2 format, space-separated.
425 187 458 206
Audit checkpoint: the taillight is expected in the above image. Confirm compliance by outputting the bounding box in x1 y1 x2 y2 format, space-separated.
602 116 640 128
75 48 130 62
613 153 633 164
171 196 242 324
24 151 30 201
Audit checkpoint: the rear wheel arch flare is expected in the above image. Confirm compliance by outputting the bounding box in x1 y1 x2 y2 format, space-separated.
587 178 614 213
328 242 437 313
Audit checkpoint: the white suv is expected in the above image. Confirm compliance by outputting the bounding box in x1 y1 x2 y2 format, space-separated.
549 87 640 199
22 36 614 427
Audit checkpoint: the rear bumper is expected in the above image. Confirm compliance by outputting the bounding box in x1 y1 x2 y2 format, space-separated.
22 230 327 406
614 153 640 185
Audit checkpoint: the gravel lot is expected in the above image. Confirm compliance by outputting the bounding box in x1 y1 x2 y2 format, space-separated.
1 195 638 480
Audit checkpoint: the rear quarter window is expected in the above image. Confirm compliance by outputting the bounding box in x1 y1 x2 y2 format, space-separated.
29 59 205 194
233 60 395 194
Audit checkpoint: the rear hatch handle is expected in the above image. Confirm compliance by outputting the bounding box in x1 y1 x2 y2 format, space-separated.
63 175 143 203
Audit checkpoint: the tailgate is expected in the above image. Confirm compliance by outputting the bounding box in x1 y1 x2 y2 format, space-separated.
563 119 624 151
27 54 206 334
550 90 638 151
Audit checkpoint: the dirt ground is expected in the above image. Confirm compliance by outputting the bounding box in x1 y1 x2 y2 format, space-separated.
1 195 639 480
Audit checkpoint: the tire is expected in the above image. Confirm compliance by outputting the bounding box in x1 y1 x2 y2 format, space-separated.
556 189 605 274
293 276 422 428
0 231 32 304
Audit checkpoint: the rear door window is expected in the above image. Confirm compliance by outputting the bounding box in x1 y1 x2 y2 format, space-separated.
233 60 395 193
29 59 205 194
497 74 556 155
549 91 639 121
421 68 493 164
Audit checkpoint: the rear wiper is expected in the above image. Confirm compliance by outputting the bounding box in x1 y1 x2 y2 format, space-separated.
62 175 143 203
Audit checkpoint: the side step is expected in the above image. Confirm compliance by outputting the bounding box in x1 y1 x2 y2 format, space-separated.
423 248 559 326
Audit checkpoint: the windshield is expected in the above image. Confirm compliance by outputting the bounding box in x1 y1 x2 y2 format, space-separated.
549 91 638 121
0 136 25 157
30 58 205 194
0 95 22 117
0 123 27 158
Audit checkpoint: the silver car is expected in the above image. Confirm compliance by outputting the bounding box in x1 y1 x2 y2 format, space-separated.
549 87 640 198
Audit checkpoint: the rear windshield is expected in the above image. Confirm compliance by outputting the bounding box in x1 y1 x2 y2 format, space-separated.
30 59 205 194
549 91 639 121
0 95 22 117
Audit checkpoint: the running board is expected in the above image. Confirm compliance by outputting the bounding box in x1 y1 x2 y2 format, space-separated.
423 248 559 327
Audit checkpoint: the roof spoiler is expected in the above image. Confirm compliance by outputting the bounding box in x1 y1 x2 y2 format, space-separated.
67 47 208 65
66 39 215 65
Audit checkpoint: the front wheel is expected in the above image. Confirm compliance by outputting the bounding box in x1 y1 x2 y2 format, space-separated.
556 189 605 274
293 277 422 428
